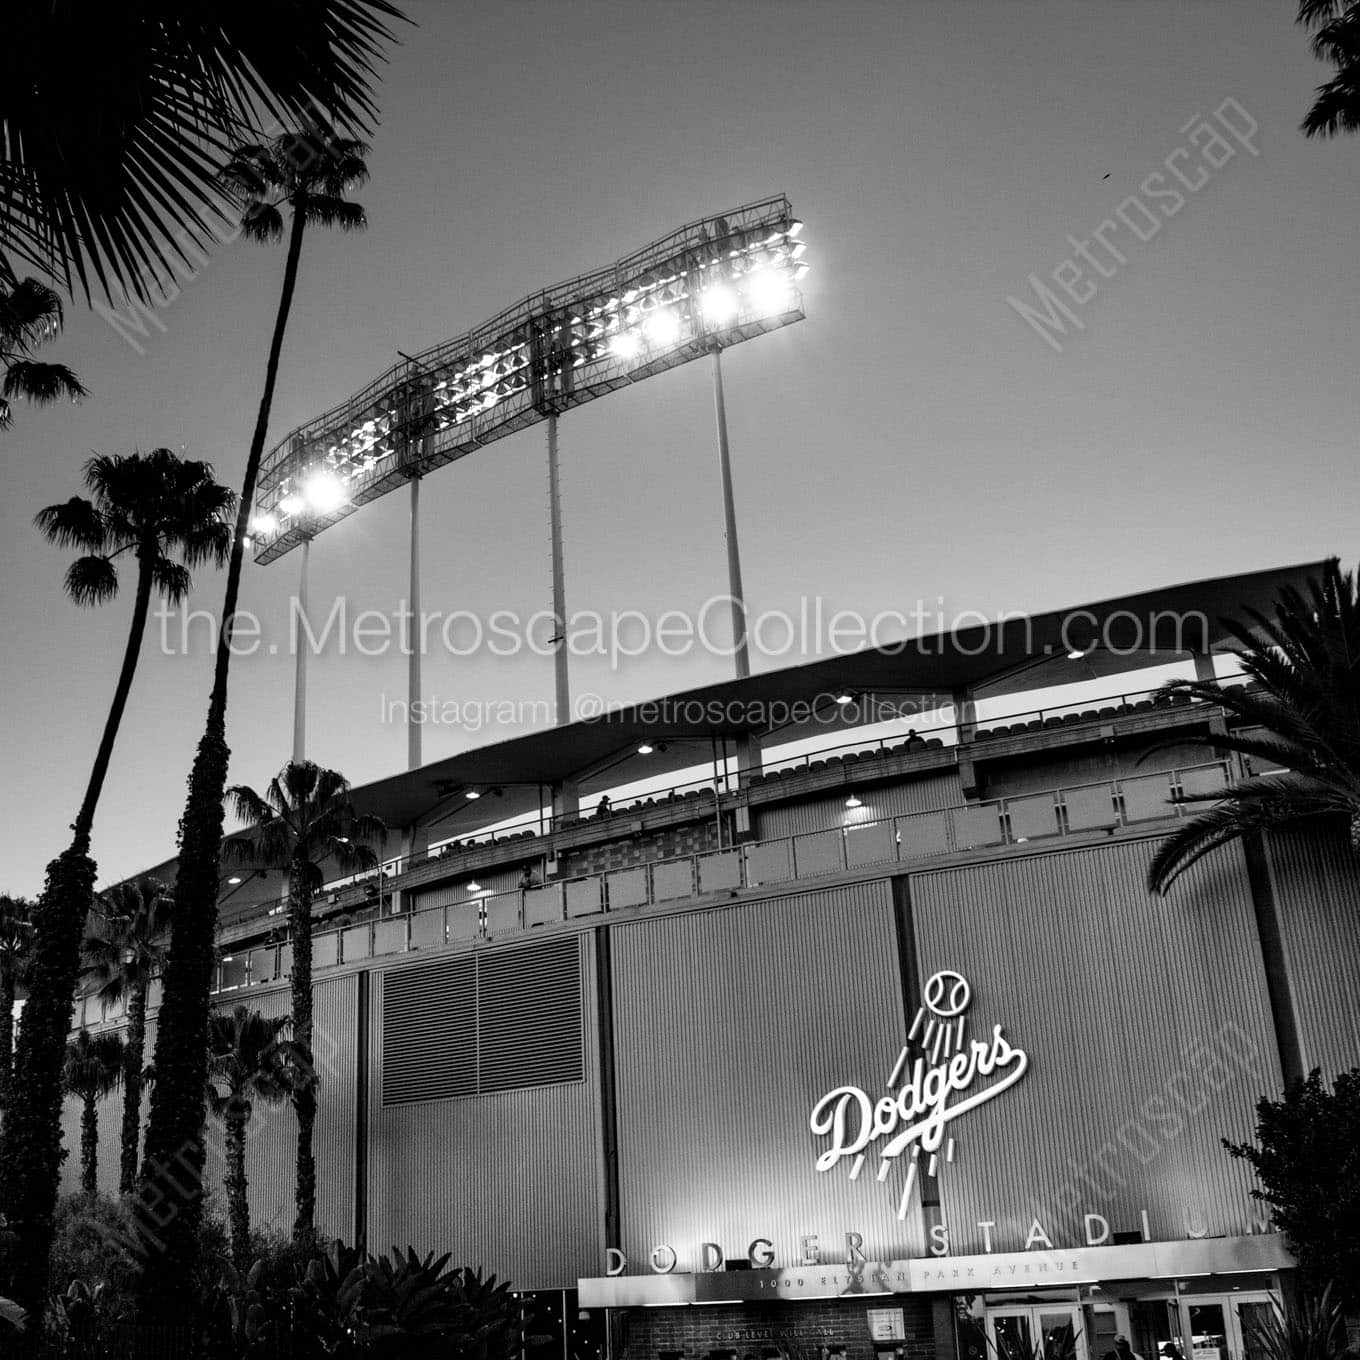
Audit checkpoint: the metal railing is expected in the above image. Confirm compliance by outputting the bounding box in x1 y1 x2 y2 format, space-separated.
196 759 1230 998
277 677 1239 905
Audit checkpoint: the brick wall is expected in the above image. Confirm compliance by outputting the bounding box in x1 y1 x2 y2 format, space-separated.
614 1297 940 1360
559 816 728 880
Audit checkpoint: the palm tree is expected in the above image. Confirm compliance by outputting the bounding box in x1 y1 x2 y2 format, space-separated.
1298 2 1360 137
139 129 370 1299
206 1006 295 1271
82 880 169 1193
0 273 85 430
62 1030 125 1198
1146 558 1360 893
224 762 383 1243
0 451 232 1310
0 895 34 1111
0 3 402 302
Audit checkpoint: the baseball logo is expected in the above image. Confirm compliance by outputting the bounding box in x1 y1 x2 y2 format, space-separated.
922 969 970 1017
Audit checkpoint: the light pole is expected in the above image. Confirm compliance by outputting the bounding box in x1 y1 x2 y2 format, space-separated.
292 536 310 763
408 474 422 770
547 412 570 723
710 344 750 680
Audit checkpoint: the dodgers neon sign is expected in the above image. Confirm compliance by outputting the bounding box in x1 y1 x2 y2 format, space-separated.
809 970 1029 1219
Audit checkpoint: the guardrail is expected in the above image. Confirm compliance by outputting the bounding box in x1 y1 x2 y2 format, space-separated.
173 759 1231 1001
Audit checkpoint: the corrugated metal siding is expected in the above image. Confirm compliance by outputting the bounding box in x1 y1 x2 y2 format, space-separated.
410 864 522 913
1263 826 1360 1077
201 979 356 1242
910 838 1280 1255
756 772 960 840
54 978 356 1242
366 934 602 1288
611 881 927 1269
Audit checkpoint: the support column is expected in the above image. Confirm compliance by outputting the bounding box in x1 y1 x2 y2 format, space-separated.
954 686 980 798
408 476 422 771
547 413 571 724
292 537 311 764
711 346 751 680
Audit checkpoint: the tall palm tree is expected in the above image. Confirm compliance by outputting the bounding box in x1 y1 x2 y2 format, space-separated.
224 762 383 1243
1298 2 1360 137
62 1030 125 1198
0 273 85 430
206 1006 295 1271
0 451 232 1311
82 880 169 1194
0 3 402 302
0 895 34 1112
1146 558 1360 893
139 129 370 1302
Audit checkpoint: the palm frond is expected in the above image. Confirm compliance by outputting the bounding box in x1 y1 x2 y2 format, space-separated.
150 557 192 604
303 198 367 232
63 555 119 606
34 497 106 552
0 2 407 302
0 359 86 405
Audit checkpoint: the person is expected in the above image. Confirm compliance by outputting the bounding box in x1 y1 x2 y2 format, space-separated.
1105 1337 1145 1360
519 865 537 891
596 793 612 817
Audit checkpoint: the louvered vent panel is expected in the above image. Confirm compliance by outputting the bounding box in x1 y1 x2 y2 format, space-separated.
380 938 583 1105
381 956 476 1105
478 937 584 1093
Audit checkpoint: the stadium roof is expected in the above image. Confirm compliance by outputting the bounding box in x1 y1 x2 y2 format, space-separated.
352 558 1324 831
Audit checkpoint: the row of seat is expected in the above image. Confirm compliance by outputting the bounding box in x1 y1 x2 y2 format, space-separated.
973 692 1196 742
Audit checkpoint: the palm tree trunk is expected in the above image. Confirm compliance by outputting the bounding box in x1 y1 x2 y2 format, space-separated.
137 204 308 1319
0 965 14 1112
81 1093 98 1198
224 1103 251 1272
0 555 156 1313
72 549 158 848
289 856 317 1245
119 982 147 1195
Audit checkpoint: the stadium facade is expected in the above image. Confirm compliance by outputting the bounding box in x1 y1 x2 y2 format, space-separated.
63 562 1360 1360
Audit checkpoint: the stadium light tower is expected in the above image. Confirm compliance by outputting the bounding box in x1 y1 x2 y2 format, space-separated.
248 197 808 764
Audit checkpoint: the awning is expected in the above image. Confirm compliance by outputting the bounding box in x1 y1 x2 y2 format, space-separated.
577 1234 1293 1306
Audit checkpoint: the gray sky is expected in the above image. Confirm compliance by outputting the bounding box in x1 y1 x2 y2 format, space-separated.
2 0 1356 896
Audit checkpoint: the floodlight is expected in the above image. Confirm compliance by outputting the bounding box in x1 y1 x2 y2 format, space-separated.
642 308 680 346
700 284 739 326
746 266 795 319
250 513 279 535
303 471 348 513
251 196 806 564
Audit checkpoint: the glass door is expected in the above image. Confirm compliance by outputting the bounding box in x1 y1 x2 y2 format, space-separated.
1171 1294 1279 1360
990 1306 1088 1360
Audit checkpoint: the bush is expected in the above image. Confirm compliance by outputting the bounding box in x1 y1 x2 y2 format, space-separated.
47 1195 139 1314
